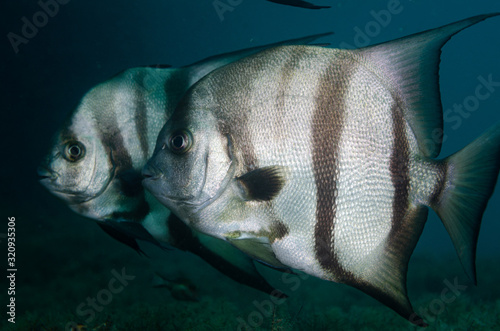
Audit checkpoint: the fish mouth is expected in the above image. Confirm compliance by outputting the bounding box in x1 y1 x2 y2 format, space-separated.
148 161 235 212
142 138 236 215
142 170 180 204
37 166 57 181
142 164 163 186
143 169 235 215
37 153 117 205
37 169 95 204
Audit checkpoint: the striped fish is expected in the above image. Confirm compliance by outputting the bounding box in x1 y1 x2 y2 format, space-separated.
143 14 500 325
37 33 330 296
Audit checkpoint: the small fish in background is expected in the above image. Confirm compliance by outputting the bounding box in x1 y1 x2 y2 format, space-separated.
267 0 330 9
143 14 500 326
38 33 331 297
66 323 87 331
152 272 199 302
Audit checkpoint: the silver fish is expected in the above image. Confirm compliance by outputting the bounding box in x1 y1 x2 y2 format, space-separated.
38 33 330 296
143 14 500 325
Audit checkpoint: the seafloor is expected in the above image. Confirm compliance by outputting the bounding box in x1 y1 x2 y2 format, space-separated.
2 196 499 331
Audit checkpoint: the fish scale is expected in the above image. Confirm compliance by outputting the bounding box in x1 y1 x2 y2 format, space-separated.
38 34 334 298
334 67 397 275
144 14 500 326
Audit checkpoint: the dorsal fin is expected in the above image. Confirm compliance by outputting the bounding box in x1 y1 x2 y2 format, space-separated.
354 13 499 158
186 32 332 86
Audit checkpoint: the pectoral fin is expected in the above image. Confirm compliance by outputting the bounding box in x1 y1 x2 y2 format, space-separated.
237 166 286 201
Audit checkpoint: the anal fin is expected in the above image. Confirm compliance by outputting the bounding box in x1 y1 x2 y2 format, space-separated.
343 205 429 326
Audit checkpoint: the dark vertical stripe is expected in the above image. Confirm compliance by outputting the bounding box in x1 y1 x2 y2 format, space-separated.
223 47 305 173
274 48 304 132
312 61 354 279
111 197 150 222
93 105 149 221
385 103 419 286
211 54 270 172
134 71 149 160
93 105 133 176
389 103 410 233
380 104 429 324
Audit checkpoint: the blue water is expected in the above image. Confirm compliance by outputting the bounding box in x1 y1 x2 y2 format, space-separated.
2 1 499 330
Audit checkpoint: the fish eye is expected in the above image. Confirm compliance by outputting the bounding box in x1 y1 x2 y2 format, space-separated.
64 141 85 162
168 130 193 155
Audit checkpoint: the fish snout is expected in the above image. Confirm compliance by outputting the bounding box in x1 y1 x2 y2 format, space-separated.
37 166 57 181
142 163 162 181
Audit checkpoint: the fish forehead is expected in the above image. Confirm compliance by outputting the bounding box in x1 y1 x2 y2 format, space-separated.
87 69 173 163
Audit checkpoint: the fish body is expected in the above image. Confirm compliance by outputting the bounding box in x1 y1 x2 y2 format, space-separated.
38 34 331 296
143 14 500 325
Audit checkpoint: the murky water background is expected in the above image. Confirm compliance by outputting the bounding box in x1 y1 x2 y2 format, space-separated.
2 1 500 329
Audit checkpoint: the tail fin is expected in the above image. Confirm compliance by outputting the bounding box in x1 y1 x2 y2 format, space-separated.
433 123 500 284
